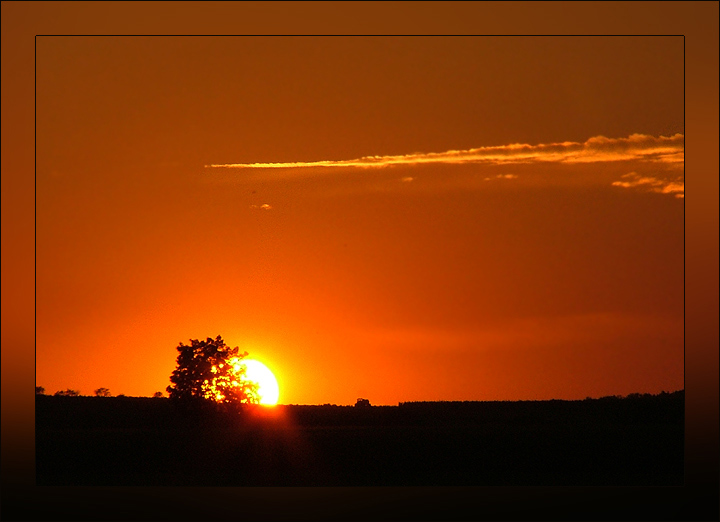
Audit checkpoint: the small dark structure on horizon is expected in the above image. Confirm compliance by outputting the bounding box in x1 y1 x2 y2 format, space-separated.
355 398 371 408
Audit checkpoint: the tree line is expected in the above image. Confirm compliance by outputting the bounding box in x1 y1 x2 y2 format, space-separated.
36 386 164 398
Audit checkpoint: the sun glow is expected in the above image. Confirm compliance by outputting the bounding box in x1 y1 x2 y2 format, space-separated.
237 359 280 405
198 355 279 405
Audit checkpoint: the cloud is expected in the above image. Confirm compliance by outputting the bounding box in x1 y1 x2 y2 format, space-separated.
484 174 518 181
250 203 273 210
401 176 414 183
612 172 684 198
356 311 682 355
208 133 684 171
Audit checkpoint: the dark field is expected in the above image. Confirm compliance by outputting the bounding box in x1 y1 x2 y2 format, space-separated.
36 391 684 486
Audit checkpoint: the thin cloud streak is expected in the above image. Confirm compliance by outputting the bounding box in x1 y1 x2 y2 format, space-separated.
484 174 518 181
208 133 684 170
612 172 684 198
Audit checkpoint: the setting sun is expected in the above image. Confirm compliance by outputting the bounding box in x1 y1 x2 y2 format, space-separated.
237 359 279 405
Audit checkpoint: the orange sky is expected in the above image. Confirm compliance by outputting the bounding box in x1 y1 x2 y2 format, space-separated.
35 36 684 405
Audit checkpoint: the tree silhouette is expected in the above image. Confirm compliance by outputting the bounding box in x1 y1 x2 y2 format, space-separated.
54 389 80 397
94 387 112 397
36 386 45 395
152 391 164 398
166 336 260 409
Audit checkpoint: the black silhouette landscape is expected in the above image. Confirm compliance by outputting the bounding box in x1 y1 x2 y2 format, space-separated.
36 390 683 486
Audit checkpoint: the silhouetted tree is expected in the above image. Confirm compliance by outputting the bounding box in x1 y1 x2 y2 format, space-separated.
54 389 80 397
152 391 164 398
166 336 260 409
94 387 112 397
36 386 45 395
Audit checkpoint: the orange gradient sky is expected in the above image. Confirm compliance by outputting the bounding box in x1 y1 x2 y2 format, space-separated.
36 36 683 405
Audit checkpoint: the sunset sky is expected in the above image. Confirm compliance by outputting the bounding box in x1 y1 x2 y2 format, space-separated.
36 36 684 405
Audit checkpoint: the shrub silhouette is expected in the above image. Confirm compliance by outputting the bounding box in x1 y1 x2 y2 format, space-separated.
94 387 112 397
166 335 259 410
54 389 80 397
152 391 164 398
36 386 45 395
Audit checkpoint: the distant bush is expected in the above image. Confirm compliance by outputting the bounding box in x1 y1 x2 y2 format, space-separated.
94 387 112 397
36 386 45 395
152 391 164 398
54 389 80 397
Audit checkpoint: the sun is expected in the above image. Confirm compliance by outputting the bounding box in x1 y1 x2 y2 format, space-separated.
235 359 280 405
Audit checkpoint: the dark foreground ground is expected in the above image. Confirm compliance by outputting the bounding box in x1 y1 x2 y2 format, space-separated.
36 391 684 486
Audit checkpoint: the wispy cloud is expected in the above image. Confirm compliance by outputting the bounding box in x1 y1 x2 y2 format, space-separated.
612 172 684 198
484 174 518 181
249 203 273 210
208 133 683 170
